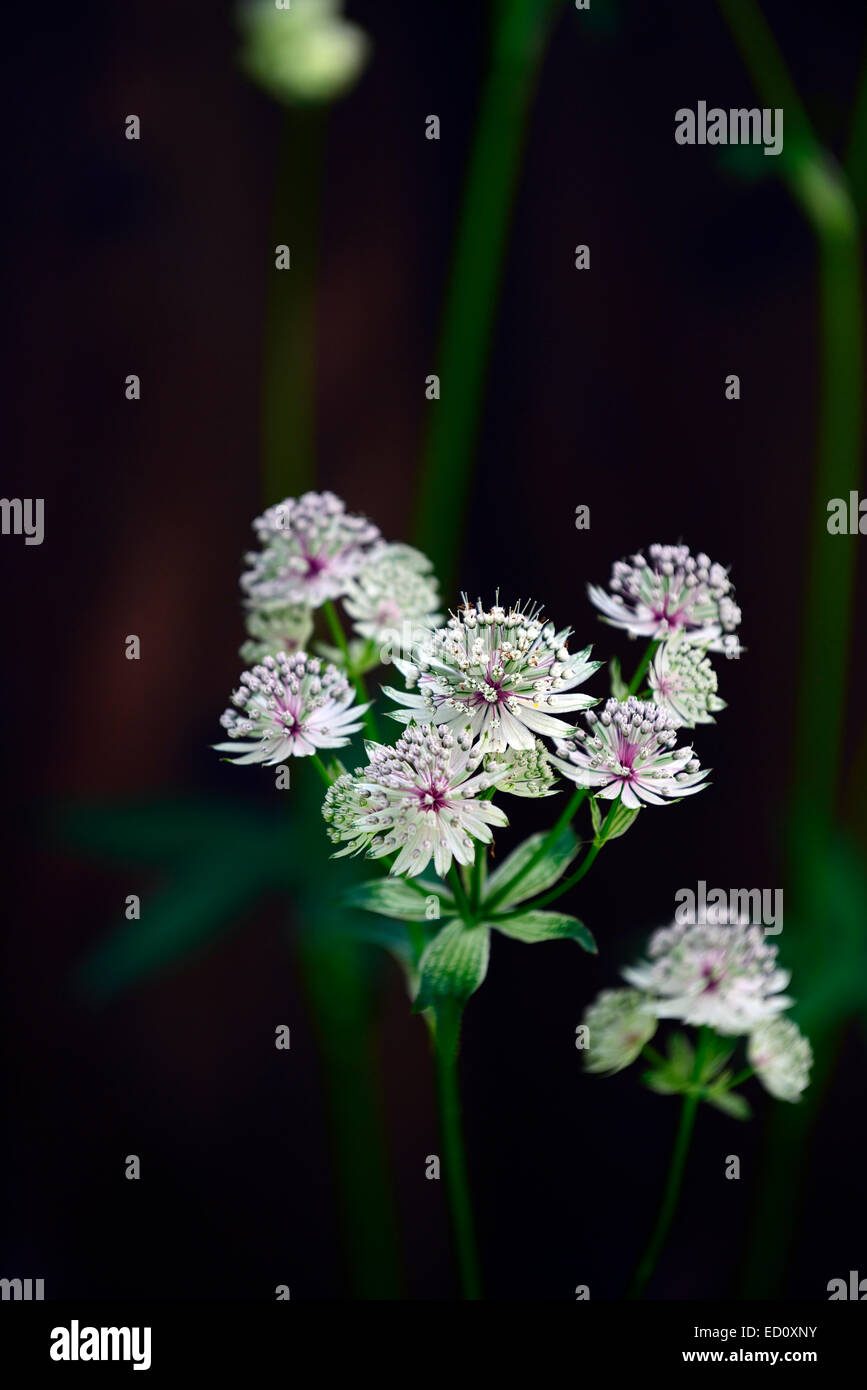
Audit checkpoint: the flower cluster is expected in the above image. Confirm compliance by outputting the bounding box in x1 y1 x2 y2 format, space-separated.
323 724 508 877
582 913 811 1103
647 632 725 727
242 490 380 610
588 544 741 649
215 651 367 763
343 542 443 647
551 696 708 808
385 599 600 754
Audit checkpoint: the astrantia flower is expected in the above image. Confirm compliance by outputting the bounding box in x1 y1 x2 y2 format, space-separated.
238 0 370 106
648 633 725 727
480 739 557 797
550 696 708 808
385 599 600 754
240 603 314 663
215 651 367 764
241 491 380 609
322 723 509 877
623 916 793 1035
748 1017 812 1102
321 767 378 858
343 543 443 647
583 989 658 1074
588 544 741 651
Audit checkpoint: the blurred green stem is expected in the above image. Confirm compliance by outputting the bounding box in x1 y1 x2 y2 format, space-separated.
432 1007 483 1300
413 0 558 589
717 0 864 1298
627 1028 709 1299
262 110 323 502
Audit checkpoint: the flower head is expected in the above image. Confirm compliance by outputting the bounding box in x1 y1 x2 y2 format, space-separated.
238 0 370 106
588 544 741 651
582 989 658 1074
322 722 509 877
215 651 367 764
623 914 792 1035
343 543 443 647
748 1017 812 1102
480 739 557 797
240 603 314 664
649 633 726 727
241 491 380 609
550 696 708 808
385 598 600 754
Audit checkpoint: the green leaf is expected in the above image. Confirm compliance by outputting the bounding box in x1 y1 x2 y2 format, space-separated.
482 826 580 910
489 909 596 953
667 1031 695 1082
342 877 452 923
593 799 640 847
642 1069 682 1095
705 1088 752 1121
698 1038 735 1084
414 920 490 1012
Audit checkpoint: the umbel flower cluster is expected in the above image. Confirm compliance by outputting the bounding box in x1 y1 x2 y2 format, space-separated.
583 912 812 1106
214 491 743 1026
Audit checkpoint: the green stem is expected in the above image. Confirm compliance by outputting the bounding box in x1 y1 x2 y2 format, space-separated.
413 0 558 590
627 640 659 695
311 754 333 788
433 1015 482 1300
261 109 323 503
470 846 485 912
627 1028 710 1299
448 865 474 922
323 599 380 741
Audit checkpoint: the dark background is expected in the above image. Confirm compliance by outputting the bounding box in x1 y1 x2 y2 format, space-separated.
2 0 866 1300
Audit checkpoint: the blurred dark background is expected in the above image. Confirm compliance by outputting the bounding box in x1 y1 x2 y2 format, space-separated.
2 0 866 1300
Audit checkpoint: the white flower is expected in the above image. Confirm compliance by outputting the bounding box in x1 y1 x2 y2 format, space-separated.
480 739 557 797
342 543 443 647
241 494 380 614
623 915 793 1035
550 696 708 808
648 633 726 727
238 0 370 106
240 603 314 663
583 989 658 1074
241 491 380 609
322 722 509 877
748 1018 812 1102
588 544 741 651
215 651 367 763
384 598 600 754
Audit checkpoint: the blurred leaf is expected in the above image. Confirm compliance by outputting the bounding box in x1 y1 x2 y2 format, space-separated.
609 657 628 699
704 1087 751 1121
342 876 452 922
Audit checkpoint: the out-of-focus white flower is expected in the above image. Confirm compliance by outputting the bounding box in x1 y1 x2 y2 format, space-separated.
240 603 314 663
237 0 370 106
384 599 600 755
480 739 557 797
623 915 792 1035
582 988 658 1074
241 491 380 609
648 633 725 727
588 544 741 652
322 722 509 877
215 651 367 763
748 1017 812 1102
343 542 443 647
550 696 708 809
